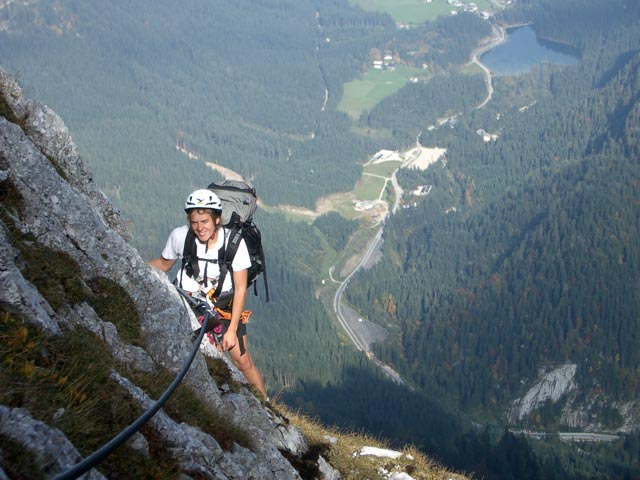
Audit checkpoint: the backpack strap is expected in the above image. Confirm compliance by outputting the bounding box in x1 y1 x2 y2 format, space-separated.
210 227 242 302
260 257 270 302
180 228 221 289
181 228 199 287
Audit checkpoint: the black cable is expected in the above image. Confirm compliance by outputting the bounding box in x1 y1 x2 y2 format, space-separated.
53 311 211 480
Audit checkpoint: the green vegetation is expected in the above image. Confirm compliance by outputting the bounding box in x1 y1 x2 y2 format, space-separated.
313 226 340 281
0 311 177 479
348 0 495 24
338 67 425 119
0 179 25 220
0 300 248 472
363 160 403 177
0 175 253 474
87 277 143 347
313 212 360 254
0 278 250 475
0 433 45 480
361 72 486 146
3 0 640 478
329 226 381 282
204 356 246 395
131 363 252 451
0 0 394 246
276 401 466 480
341 1 640 477
354 174 387 200
19 243 87 312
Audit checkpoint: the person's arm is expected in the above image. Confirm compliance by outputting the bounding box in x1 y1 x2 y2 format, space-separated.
148 226 186 272
148 256 176 272
222 268 248 351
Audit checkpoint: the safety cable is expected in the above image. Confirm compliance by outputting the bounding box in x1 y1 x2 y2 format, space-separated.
53 308 212 480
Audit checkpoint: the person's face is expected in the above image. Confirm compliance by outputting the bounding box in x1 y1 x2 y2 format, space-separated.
189 210 218 243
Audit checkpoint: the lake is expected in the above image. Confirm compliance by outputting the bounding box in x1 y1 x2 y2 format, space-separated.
480 26 580 76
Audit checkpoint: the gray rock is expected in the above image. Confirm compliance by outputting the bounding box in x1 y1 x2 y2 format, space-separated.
0 68 318 480
0 66 130 240
66 302 156 374
0 221 61 336
318 455 342 480
128 432 150 457
0 69 28 121
0 406 106 479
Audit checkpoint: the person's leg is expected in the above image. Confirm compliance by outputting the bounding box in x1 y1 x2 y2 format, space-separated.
228 334 267 400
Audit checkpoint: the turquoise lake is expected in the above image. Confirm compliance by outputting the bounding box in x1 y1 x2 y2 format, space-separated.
480 26 580 76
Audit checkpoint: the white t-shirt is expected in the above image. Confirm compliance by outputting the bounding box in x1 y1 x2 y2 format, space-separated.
161 225 251 295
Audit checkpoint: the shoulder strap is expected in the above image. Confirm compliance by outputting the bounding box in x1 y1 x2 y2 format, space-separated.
212 227 242 300
181 228 199 283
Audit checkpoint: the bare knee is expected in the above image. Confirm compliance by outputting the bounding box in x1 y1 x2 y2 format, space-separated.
229 339 254 372
232 352 255 374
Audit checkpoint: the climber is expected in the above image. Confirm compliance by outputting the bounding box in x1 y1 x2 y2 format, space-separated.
148 189 267 400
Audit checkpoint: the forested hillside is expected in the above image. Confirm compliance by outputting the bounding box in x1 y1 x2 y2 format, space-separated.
348 0 640 431
0 0 396 255
329 2 640 477
3 0 640 478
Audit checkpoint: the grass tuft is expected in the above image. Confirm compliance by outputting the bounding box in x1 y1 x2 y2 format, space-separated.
272 402 469 480
0 311 180 478
87 277 143 347
2 183 142 348
18 242 88 311
43 153 69 181
0 179 25 217
204 355 243 393
130 363 252 452
0 433 45 480
0 88 23 126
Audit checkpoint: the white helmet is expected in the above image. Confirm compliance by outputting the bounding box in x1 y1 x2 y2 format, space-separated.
184 189 222 212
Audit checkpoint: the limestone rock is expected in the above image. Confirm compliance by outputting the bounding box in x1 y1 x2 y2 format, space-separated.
0 406 106 479
0 68 311 479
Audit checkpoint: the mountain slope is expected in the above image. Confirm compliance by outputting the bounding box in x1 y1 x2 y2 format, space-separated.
346 0 640 431
0 67 310 479
0 0 397 255
0 68 471 480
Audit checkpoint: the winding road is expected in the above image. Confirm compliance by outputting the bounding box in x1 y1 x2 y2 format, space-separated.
331 227 384 352
327 22 509 381
469 23 506 109
191 17 506 380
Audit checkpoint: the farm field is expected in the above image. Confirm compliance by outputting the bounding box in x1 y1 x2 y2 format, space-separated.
363 160 403 178
354 174 387 200
338 66 425 119
348 0 494 24
349 0 452 23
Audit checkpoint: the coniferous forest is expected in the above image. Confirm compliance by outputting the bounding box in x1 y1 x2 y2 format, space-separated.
2 0 639 478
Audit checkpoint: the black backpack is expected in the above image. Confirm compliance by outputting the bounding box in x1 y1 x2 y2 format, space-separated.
181 180 269 303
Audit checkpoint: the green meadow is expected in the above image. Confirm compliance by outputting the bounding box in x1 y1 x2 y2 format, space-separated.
348 0 454 24
348 0 494 24
363 160 403 178
338 67 424 119
354 174 387 200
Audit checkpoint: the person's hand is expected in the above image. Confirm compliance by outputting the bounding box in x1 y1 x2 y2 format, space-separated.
222 329 238 351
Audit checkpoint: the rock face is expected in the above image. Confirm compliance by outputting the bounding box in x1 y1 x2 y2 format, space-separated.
0 69 311 479
509 364 577 423
508 362 640 432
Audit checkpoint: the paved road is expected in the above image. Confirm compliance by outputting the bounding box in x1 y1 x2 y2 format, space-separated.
330 219 406 385
326 20 508 375
469 23 506 109
332 227 384 352
390 170 403 214
512 429 621 443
